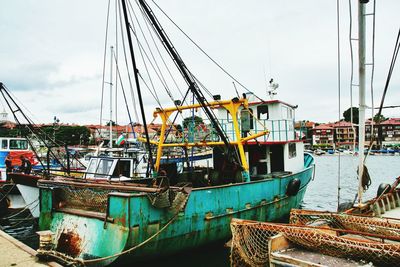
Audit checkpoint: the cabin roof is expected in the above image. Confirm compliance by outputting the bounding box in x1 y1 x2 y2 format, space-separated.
248 99 297 109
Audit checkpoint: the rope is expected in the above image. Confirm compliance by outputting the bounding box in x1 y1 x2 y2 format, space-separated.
138 1 188 105
0 183 16 203
1 199 39 220
117 0 140 122
129 1 176 102
112 52 136 135
348 0 357 152
365 27 400 156
358 164 371 191
78 202 182 265
128 6 164 106
150 0 266 103
364 0 376 160
100 0 112 129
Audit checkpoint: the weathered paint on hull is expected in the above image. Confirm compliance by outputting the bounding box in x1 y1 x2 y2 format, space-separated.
39 161 314 266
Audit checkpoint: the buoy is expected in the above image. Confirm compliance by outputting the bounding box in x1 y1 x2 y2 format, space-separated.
286 178 301 196
377 183 391 197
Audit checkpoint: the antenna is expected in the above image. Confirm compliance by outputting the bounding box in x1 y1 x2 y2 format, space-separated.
267 78 279 99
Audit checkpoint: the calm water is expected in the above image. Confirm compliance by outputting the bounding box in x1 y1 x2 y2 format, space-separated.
303 155 400 211
2 155 400 266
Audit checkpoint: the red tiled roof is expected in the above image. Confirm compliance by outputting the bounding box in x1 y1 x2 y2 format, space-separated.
380 118 400 125
331 121 354 127
314 124 334 130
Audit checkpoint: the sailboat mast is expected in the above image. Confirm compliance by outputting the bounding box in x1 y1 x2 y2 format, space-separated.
121 0 154 174
357 0 368 206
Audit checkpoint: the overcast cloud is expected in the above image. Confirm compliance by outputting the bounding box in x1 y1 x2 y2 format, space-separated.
0 0 399 125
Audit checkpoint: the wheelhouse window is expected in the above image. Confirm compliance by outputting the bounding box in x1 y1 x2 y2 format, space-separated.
257 105 269 120
281 106 293 119
289 143 297 158
95 159 114 178
226 110 231 122
240 108 254 133
113 160 131 177
9 139 28 150
86 158 99 175
1 140 8 149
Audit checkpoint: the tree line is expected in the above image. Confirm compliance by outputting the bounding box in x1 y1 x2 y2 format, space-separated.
0 125 91 146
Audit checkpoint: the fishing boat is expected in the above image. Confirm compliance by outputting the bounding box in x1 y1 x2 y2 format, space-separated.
31 0 315 265
0 137 38 215
230 0 400 265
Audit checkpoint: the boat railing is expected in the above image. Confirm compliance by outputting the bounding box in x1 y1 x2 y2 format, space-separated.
176 119 296 143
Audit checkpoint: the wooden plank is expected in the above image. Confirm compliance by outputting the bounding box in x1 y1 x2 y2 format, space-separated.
0 230 62 267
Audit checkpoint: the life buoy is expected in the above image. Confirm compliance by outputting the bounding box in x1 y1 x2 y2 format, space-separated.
286 178 301 196
377 183 391 197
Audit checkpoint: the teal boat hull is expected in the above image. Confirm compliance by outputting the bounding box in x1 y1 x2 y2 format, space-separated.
39 154 314 265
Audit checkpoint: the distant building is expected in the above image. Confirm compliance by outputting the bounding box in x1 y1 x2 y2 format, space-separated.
0 109 8 122
0 109 16 129
295 121 315 146
365 119 380 147
331 121 356 149
312 124 334 147
380 118 400 146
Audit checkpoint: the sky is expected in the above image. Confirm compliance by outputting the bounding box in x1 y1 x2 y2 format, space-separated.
0 0 399 126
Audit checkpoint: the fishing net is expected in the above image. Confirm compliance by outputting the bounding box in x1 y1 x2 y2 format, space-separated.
290 209 400 237
230 220 276 267
230 214 400 266
54 186 111 213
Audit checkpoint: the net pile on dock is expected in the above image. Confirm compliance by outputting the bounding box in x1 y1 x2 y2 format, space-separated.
230 215 400 266
290 209 400 237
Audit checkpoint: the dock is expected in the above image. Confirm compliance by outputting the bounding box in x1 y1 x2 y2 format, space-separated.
0 230 61 267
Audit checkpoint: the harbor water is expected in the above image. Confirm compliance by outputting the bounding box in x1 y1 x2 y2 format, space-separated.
303 154 400 211
1 155 400 266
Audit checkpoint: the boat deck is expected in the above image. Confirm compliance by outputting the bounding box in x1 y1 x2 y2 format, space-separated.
0 230 61 267
381 208 400 219
272 247 369 267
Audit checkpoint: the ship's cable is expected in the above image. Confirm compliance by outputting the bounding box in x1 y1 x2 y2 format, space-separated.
150 0 266 102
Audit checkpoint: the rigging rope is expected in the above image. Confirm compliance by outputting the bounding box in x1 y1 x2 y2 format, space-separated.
115 0 119 126
348 0 357 152
117 0 140 122
112 52 136 135
100 0 112 131
0 85 75 170
128 4 170 104
129 1 176 102
366 27 400 156
150 0 266 103
138 2 188 105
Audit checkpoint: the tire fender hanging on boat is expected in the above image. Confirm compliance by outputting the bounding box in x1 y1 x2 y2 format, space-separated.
286 178 301 196
377 183 391 197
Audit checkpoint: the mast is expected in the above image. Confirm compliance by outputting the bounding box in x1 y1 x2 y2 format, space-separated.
357 0 368 206
109 46 114 149
121 0 154 175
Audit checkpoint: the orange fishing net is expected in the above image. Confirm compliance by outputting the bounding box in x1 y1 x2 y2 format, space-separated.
230 210 400 266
